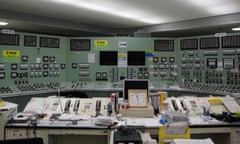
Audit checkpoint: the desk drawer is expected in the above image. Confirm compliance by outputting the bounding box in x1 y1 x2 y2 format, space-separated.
5 128 27 139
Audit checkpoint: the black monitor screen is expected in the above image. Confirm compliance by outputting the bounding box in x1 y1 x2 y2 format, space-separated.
100 51 118 65
128 51 145 65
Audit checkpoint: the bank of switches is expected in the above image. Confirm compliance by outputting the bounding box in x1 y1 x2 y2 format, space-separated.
180 82 240 93
17 82 61 92
13 97 111 122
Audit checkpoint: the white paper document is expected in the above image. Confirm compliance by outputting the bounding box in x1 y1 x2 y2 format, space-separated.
173 138 215 144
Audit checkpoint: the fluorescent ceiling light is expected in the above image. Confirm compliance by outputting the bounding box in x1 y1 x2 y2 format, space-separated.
50 0 163 24
208 4 238 15
0 21 8 26
232 27 240 31
187 0 238 15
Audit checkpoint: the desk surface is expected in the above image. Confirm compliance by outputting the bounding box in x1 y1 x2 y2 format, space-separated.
5 115 240 129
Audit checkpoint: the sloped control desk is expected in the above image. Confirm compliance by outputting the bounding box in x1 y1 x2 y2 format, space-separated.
4 117 240 144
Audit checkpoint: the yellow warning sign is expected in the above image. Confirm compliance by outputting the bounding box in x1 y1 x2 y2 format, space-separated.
3 50 20 57
94 40 108 50
3 50 20 62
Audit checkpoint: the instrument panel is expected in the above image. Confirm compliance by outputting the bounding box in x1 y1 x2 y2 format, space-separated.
0 32 240 96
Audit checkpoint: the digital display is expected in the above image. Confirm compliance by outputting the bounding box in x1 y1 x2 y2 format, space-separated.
127 51 145 66
100 51 118 65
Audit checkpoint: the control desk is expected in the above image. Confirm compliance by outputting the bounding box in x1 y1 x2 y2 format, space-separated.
3 96 240 144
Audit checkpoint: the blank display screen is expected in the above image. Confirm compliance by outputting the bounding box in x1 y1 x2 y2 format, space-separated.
127 51 145 66
100 51 118 65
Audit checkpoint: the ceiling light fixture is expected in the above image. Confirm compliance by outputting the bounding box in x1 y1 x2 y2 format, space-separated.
232 27 240 31
0 21 8 26
51 0 161 24
187 0 238 15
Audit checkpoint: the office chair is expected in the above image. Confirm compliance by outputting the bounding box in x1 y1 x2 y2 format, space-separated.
0 137 43 144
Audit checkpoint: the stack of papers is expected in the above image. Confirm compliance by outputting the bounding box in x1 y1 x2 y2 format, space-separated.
173 138 215 144
188 116 223 125
165 111 188 121
125 118 161 127
23 100 46 114
95 116 114 126
58 114 91 121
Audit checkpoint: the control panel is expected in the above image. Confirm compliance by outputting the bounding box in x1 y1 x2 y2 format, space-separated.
162 96 240 115
67 38 178 85
178 35 240 93
0 33 66 94
21 97 110 118
1 32 240 95
162 96 203 115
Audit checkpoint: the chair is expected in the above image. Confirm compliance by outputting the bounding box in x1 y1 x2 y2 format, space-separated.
0 137 43 144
